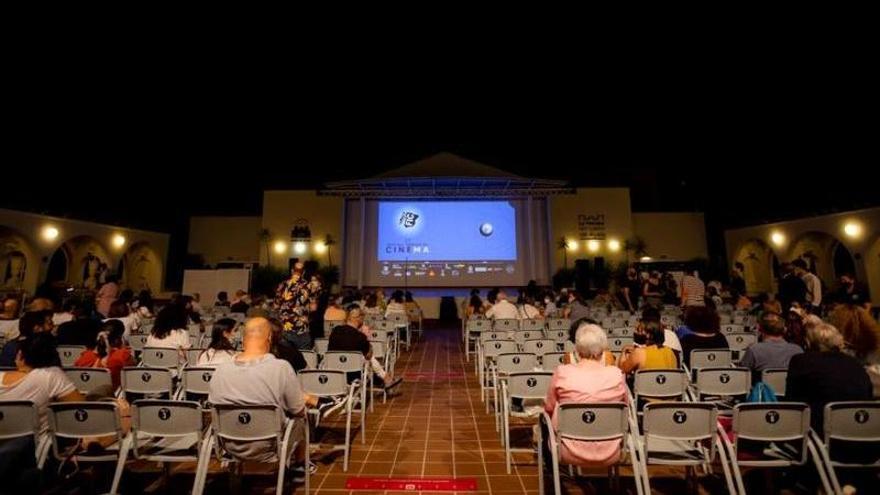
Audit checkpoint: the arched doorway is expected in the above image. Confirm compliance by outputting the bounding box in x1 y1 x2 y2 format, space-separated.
734 239 777 295
52 236 112 289
832 241 856 279
790 231 846 289
120 242 162 293
46 248 69 284
0 226 39 293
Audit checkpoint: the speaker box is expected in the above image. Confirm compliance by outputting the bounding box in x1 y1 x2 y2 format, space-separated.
574 259 591 294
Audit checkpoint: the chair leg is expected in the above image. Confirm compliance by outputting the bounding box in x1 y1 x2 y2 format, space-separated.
806 438 835 495
344 403 352 471
110 435 133 494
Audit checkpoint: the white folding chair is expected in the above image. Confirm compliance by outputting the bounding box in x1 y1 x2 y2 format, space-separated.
204 404 309 494
64 367 113 395
608 336 634 358
407 307 423 341
128 400 210 494
547 318 571 332
387 314 410 351
47 401 132 494
811 401 880 495
729 402 833 495
632 369 688 413
465 319 490 362
313 338 329 357
694 367 751 404
760 368 788 398
602 317 623 329
185 348 205 366
0 400 50 469
538 403 645 495
129 334 149 357
141 347 182 370
522 339 556 357
501 371 553 473
368 340 392 407
520 319 544 332
609 327 634 338
513 330 544 348
640 402 737 494
300 350 318 370
56 345 85 367
540 352 566 372
179 367 214 402
547 329 569 344
299 369 359 471
121 366 174 400
321 352 368 443
725 333 757 361
492 353 539 429
721 324 745 335
479 339 518 404
687 348 733 378
494 318 519 333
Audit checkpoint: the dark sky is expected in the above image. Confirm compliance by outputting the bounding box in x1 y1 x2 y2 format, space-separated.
3 69 876 285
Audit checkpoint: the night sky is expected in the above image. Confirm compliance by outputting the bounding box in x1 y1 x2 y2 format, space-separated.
4 75 876 286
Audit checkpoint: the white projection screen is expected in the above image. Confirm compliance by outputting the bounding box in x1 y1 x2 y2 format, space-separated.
342 198 552 288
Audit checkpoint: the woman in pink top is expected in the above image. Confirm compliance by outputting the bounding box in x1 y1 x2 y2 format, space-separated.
544 323 628 466
96 275 120 318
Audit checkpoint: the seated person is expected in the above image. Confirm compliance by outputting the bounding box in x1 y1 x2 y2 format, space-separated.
74 319 135 389
487 289 520 320
544 324 628 466
404 292 421 315
786 322 874 433
0 297 22 342
52 299 76 326
638 307 682 354
0 310 55 368
328 307 402 390
618 320 678 374
104 300 139 340
739 312 803 385
362 293 382 318
214 291 231 307
145 305 191 358
323 297 347 325
564 319 616 365
197 318 238 367
208 317 316 473
55 301 103 347
384 290 407 318
517 295 543 320
268 318 307 373
229 290 250 314
679 306 729 368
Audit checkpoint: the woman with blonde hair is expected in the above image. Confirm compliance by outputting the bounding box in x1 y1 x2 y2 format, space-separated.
828 303 880 362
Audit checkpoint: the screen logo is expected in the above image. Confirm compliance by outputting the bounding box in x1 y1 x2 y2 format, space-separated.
399 211 419 228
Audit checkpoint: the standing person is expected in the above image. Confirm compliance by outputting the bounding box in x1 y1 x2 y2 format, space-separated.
662 273 680 306
642 271 664 307
274 262 321 350
95 275 120 318
834 273 872 311
680 270 706 308
792 259 822 314
777 263 807 312
730 262 747 297
618 267 642 313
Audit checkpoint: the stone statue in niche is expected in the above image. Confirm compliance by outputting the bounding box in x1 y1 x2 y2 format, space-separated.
130 253 153 292
1 250 26 288
82 252 102 289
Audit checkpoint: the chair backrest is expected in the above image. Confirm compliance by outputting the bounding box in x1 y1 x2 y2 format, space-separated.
562 341 575 354
138 323 154 335
520 319 544 332
494 318 519 332
121 367 174 397
369 329 391 343
643 402 717 441
186 348 205 365
64 367 113 395
187 323 202 338
547 318 571 331
132 399 202 438
0 400 39 440
57 345 85 367
547 329 569 342
300 350 318 370
483 339 518 358
689 348 733 369
695 367 751 398
181 367 215 396
721 324 744 335
48 402 120 440
370 340 387 360
541 352 566 372
375 320 395 332
725 332 757 351
141 347 181 369
299 369 348 397
130 334 149 353
189 335 202 349
507 372 553 400
513 330 543 344
634 369 688 402
480 330 510 342
608 336 634 354
760 368 788 397
626 315 640 327
387 314 408 326
522 339 556 356
823 401 880 443
322 351 365 374
324 320 344 335
556 402 628 442
466 319 489 332
313 338 329 355
601 317 622 329
733 403 810 456
608 327 633 338
406 308 421 321
212 404 283 443
496 353 538 374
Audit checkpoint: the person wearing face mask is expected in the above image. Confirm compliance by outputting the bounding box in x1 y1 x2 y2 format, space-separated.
542 291 558 318
563 291 591 322
618 320 679 374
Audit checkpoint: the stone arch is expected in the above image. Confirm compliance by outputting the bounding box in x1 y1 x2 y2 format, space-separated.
733 238 777 295
54 235 112 289
120 242 162 293
0 226 39 292
789 231 849 288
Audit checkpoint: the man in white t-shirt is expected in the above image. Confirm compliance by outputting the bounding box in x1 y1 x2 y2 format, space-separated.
486 290 520 320
792 259 822 313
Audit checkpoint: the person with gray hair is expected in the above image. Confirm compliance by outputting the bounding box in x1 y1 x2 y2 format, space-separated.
786 322 873 431
544 323 628 466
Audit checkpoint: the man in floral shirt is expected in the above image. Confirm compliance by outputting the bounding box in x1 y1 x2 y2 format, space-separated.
274 262 321 349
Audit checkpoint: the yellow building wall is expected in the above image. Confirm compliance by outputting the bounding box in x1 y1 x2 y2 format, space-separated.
548 188 634 270
261 191 345 268
188 216 262 265
632 212 708 261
